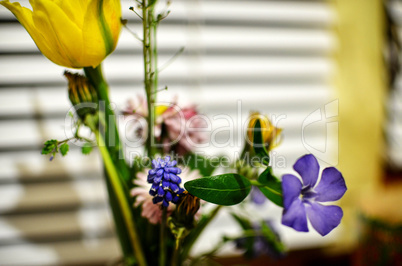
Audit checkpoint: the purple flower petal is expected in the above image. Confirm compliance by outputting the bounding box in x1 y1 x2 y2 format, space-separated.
169 173 180 183
293 154 319 188
156 169 164 176
170 183 179 193
282 174 302 210
165 191 173 201
305 202 343 236
251 187 266 205
315 167 347 202
157 186 165 197
172 195 180 203
168 160 177 167
149 169 156 175
162 200 169 207
165 167 181 174
281 198 308 232
162 181 170 190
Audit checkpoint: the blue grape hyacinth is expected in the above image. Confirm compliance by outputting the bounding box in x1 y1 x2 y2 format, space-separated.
281 154 347 236
148 156 184 207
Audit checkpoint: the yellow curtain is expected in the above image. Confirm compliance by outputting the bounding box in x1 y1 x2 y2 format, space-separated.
334 0 386 248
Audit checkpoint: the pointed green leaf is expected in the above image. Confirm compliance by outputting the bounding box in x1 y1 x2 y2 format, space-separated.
257 168 283 207
230 213 253 230
260 221 286 254
60 143 69 156
258 167 281 187
81 143 93 155
230 213 255 258
41 139 58 155
184 174 251 206
252 120 269 165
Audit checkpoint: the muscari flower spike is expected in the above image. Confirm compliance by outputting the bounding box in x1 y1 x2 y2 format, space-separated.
148 156 184 207
281 154 347 236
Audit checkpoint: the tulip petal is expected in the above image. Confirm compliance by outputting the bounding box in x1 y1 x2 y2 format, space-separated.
314 167 347 202
102 0 122 51
32 0 84 68
52 0 87 29
281 198 308 232
305 202 343 236
293 154 319 188
82 0 109 68
0 0 67 66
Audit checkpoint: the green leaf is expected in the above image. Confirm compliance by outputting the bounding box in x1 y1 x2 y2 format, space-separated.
260 221 286 255
258 187 283 207
230 213 253 230
258 167 280 187
59 143 69 156
184 174 252 206
41 139 58 155
257 167 283 207
230 213 255 258
81 143 93 155
252 120 269 165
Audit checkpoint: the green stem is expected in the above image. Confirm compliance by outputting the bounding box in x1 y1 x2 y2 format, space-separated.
159 208 167 266
180 206 222 260
142 1 156 157
250 180 263 187
171 240 180 266
83 65 130 182
152 15 159 94
94 130 147 266
84 65 147 266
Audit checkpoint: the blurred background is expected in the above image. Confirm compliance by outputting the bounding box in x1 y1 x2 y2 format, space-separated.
0 0 401 265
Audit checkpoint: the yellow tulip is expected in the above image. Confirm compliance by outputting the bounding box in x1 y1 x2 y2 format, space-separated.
247 112 282 151
1 0 122 68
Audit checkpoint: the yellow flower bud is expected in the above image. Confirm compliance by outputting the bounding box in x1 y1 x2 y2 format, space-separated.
247 112 282 151
1 0 122 68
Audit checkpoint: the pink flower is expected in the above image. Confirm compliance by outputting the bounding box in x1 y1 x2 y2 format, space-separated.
131 166 202 224
123 96 207 155
160 105 207 155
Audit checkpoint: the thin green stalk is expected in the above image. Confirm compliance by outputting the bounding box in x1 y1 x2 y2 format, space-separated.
180 206 222 260
152 14 159 94
142 1 155 157
250 180 263 187
171 240 180 266
159 208 167 266
83 66 130 183
84 65 147 265
95 130 147 266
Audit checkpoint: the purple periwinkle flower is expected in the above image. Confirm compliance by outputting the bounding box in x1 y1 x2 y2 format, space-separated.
281 154 347 236
148 156 184 207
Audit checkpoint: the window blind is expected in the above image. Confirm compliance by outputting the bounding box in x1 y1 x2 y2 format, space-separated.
386 0 402 171
0 0 339 264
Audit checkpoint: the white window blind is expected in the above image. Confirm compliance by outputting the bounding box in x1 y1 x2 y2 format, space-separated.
0 0 339 264
386 0 402 170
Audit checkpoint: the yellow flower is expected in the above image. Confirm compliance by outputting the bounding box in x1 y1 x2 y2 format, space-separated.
247 112 282 151
1 0 122 68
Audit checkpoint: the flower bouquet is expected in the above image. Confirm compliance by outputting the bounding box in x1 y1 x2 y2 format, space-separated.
1 0 347 265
